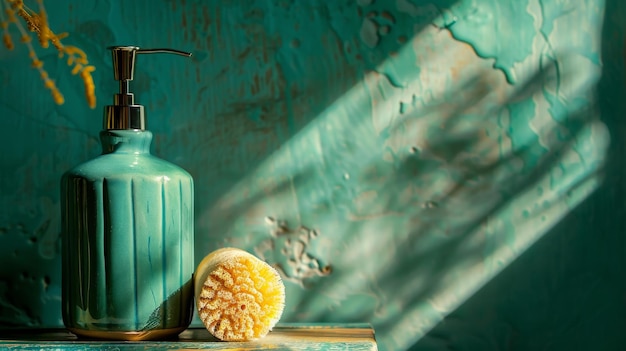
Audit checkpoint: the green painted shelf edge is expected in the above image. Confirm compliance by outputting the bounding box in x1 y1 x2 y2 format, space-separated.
0 323 378 350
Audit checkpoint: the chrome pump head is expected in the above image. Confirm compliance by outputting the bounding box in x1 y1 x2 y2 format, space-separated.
104 46 192 130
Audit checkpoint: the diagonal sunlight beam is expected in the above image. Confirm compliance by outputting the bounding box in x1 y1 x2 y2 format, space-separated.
197 2 608 351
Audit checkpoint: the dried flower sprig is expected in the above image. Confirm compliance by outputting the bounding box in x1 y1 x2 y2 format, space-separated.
0 0 96 108
0 6 12 49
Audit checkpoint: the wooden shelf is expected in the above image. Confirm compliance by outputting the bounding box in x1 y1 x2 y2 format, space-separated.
0 323 378 350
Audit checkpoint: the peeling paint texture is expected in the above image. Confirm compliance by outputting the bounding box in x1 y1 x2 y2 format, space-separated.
1 0 625 350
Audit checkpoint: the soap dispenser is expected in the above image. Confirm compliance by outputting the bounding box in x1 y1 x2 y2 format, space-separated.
61 46 194 340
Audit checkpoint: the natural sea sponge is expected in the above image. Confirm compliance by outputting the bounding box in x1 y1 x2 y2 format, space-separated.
194 247 285 341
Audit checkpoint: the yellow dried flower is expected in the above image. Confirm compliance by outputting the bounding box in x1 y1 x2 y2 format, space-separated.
35 0 47 48
2 32 12 49
79 65 96 109
70 63 82 75
2 0 96 108
50 84 63 104
5 7 16 22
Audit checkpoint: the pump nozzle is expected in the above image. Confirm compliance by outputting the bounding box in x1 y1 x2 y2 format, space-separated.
104 46 192 130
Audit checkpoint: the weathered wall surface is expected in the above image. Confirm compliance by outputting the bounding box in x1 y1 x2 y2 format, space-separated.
0 1 624 350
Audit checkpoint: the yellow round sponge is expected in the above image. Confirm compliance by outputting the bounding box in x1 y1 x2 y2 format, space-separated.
194 247 285 341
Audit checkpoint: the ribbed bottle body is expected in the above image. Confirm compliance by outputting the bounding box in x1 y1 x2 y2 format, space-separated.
61 130 194 340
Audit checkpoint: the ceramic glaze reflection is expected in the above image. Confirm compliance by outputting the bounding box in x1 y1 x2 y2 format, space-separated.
61 130 194 340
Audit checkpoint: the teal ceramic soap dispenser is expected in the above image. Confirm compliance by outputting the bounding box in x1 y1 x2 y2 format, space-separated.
61 46 194 340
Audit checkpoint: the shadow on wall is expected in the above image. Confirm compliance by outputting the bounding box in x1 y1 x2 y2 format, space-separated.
411 0 626 349
199 6 608 350
175 0 460 243
0 2 617 351
0 0 461 330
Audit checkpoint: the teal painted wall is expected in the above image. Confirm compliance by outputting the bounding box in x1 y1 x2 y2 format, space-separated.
0 0 624 350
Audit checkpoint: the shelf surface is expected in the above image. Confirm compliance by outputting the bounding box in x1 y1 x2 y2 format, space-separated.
0 323 378 350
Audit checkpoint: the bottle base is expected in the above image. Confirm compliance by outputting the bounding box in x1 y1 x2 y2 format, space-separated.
68 326 187 341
